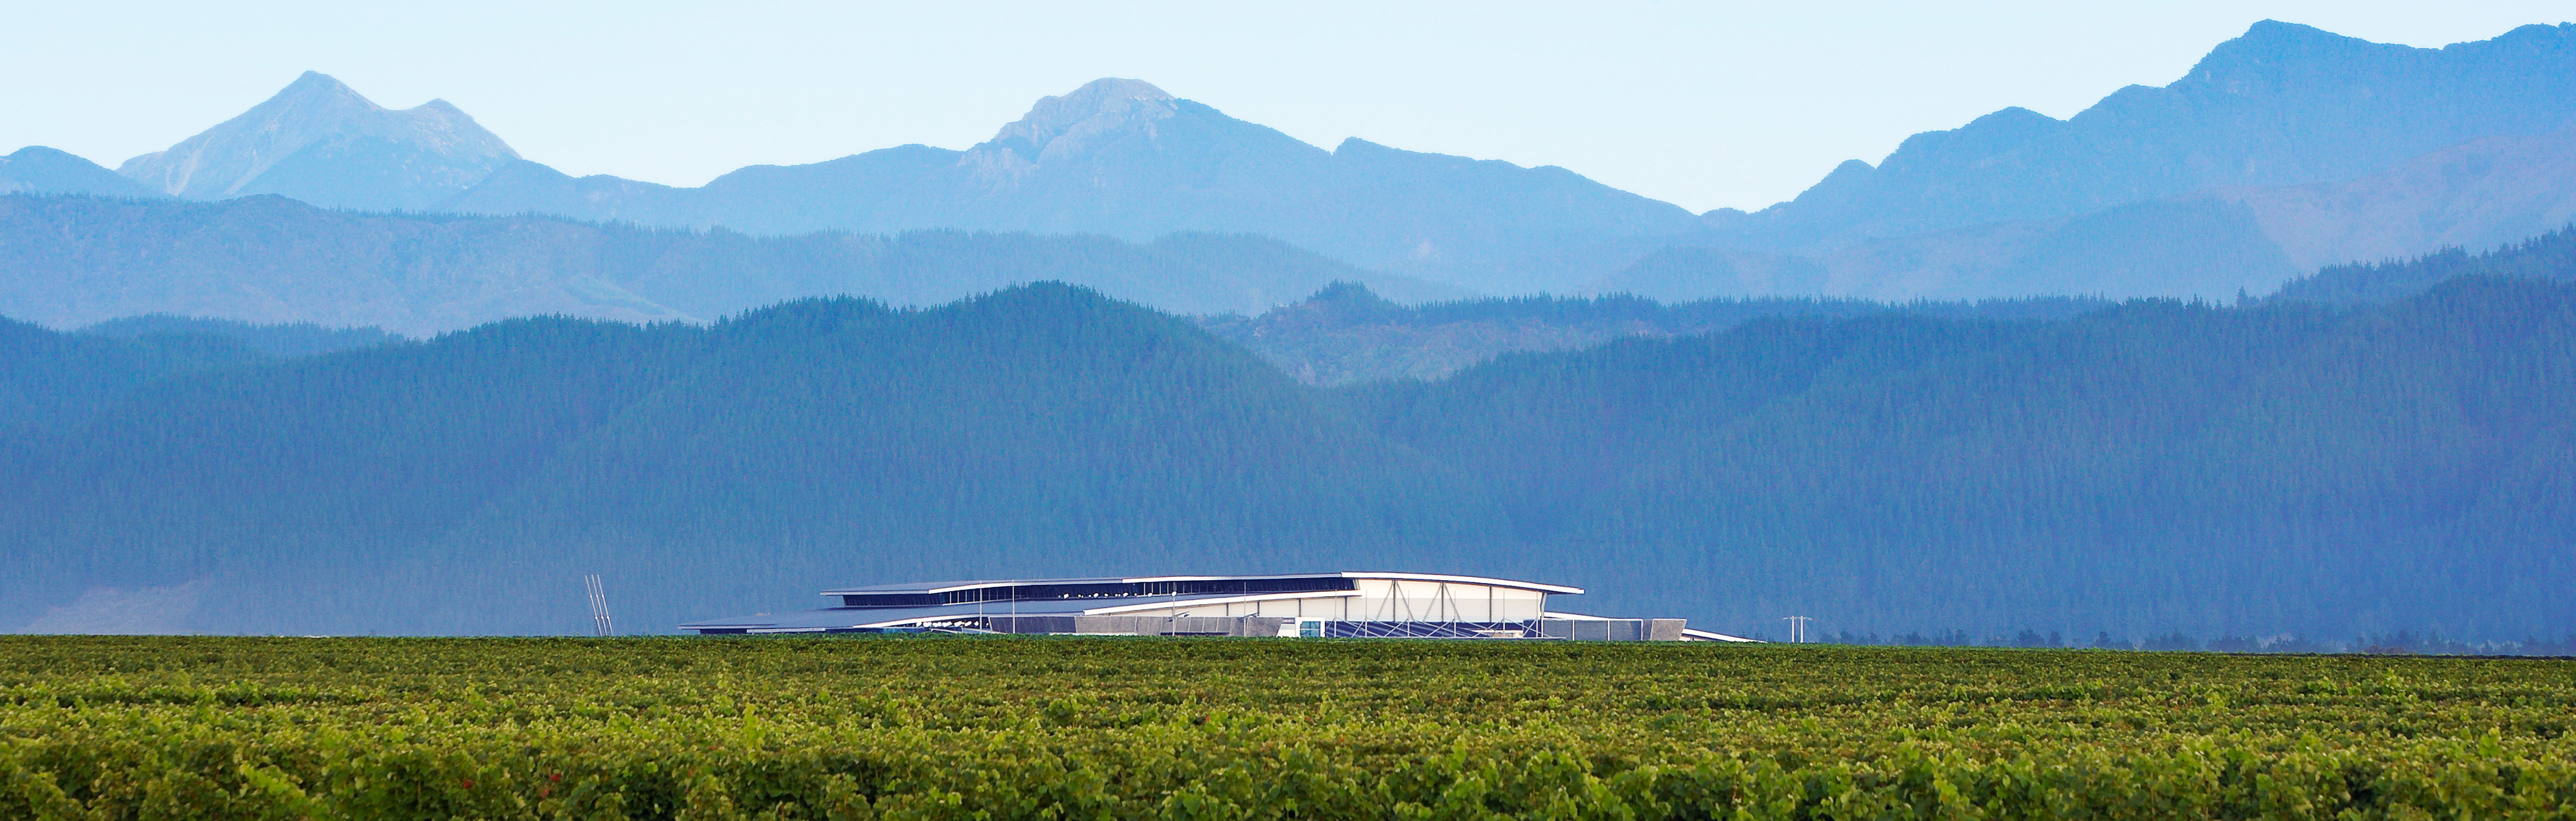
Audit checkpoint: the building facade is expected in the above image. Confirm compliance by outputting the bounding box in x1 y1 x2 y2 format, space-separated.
679 571 1753 641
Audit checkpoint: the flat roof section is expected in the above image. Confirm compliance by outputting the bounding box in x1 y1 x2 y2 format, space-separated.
817 571 1582 598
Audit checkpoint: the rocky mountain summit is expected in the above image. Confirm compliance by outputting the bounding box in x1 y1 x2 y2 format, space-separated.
964 78 1181 186
116 71 519 211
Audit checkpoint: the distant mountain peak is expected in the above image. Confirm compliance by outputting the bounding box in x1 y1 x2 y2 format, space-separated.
116 72 518 208
966 78 1181 182
2241 19 2337 40
996 78 1177 146
279 69 363 96
2177 19 2394 92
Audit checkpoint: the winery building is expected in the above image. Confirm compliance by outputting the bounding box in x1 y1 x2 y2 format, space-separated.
679 571 1752 641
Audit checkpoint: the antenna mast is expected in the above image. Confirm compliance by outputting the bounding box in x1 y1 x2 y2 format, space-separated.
584 574 615 637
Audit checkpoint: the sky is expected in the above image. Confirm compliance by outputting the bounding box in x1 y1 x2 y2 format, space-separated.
5 1 2570 213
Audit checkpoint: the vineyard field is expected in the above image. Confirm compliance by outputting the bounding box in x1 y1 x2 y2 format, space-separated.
4 635 2572 819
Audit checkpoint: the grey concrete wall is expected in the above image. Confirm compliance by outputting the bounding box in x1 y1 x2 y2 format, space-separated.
1649 619 1687 642
1540 618 1650 641
1074 616 1288 636
983 615 1288 637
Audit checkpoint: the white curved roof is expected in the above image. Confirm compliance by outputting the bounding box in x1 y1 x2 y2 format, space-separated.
689 571 1588 632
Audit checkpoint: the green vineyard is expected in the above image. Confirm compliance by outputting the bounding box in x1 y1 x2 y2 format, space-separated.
4 636 2572 819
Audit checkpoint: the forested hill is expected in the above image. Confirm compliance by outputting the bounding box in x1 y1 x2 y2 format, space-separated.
78 315 403 357
1204 282 2107 384
1 285 1504 635
1340 274 2576 642
2270 224 2576 307
6 276 2573 641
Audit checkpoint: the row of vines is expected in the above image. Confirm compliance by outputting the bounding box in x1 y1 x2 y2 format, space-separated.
4 635 2573 819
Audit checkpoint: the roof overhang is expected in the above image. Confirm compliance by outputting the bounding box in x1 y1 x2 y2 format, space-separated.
818 576 1131 596
819 571 1583 598
1331 571 1581 595
1078 588 1359 615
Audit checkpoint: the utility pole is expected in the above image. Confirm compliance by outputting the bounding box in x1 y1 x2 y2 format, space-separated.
1781 616 1811 644
584 575 614 637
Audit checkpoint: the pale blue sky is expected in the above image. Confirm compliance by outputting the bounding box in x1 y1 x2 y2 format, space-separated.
5 1 2570 212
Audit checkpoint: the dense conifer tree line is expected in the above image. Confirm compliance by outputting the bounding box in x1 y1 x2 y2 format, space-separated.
1201 281 2106 384
1343 275 2576 641
77 314 402 357
2269 224 2576 306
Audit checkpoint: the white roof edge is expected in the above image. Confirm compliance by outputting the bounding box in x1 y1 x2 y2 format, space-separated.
823 572 1583 597
823 578 1130 596
1113 571 1577 594
1080 589 1360 615
1115 573 1352 583
1681 627 1763 643
1333 571 1584 595
853 614 972 629
917 582 1015 595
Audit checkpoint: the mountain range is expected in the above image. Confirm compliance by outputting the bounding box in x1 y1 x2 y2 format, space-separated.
5 19 2573 314
1701 21 2576 252
1599 124 2576 303
23 74 1699 295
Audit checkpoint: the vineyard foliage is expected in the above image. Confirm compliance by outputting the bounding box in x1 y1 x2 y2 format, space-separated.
4 637 2573 819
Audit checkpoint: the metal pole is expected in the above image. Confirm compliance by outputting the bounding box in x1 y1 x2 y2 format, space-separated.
584 575 614 637
1778 616 1811 643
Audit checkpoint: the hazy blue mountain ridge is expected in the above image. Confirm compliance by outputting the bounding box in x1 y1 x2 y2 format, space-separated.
0 194 1465 334
1617 120 2576 303
443 78 1701 293
0 195 689 335
0 147 163 198
1704 20 2576 254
